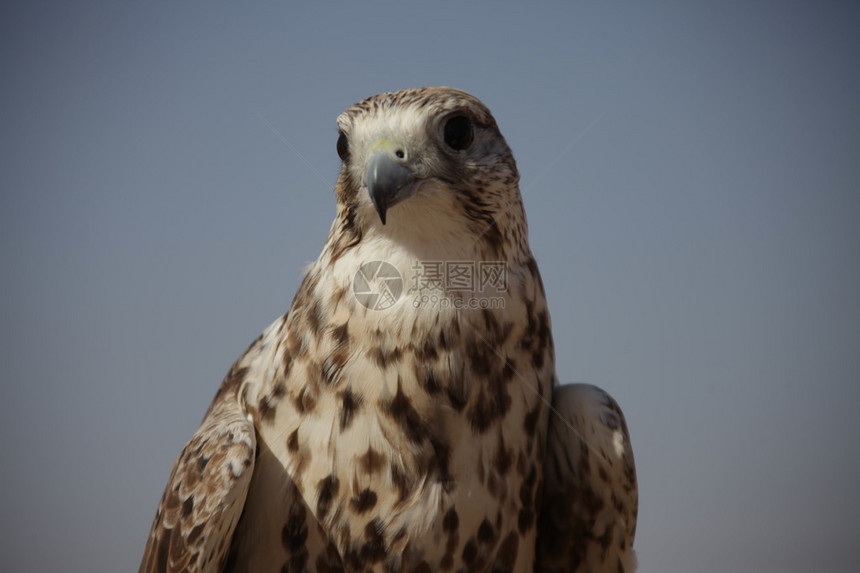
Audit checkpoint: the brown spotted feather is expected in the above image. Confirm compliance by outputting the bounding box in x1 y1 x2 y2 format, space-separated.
536 384 638 573
140 366 256 573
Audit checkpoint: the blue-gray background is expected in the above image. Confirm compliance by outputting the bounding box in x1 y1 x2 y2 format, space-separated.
2 2 858 571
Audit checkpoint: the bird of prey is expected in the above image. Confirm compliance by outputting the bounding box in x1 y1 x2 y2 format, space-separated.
140 87 637 572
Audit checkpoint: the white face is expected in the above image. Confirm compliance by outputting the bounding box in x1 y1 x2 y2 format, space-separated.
338 104 431 181
333 88 517 235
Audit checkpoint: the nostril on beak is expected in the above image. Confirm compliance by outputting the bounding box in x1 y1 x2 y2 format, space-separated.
394 149 405 159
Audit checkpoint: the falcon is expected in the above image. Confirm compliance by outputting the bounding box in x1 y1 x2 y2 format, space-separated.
140 87 637 572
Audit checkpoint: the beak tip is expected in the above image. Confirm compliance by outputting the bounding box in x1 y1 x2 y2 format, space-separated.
369 194 388 225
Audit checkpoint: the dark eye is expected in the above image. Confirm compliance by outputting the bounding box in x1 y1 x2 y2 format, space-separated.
443 115 474 151
336 131 349 161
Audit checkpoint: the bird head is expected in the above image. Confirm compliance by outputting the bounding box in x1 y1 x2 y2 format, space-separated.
332 87 526 259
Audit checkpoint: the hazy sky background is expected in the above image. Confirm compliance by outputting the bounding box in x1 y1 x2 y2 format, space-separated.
2 2 858 571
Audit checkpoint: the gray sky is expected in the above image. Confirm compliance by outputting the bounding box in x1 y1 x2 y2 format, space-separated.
2 2 858 571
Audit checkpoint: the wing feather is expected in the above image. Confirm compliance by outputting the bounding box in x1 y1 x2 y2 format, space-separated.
537 383 638 573
140 367 255 573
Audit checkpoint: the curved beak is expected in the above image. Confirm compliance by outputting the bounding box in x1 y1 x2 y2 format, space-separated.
366 151 417 225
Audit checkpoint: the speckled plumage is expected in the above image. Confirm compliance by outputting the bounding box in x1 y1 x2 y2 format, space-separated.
140 87 637 572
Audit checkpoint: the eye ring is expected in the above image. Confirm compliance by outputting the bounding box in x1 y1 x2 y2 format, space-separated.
443 115 474 151
336 131 349 161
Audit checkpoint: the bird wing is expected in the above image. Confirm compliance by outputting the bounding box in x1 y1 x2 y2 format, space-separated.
140 367 256 573
537 383 638 573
